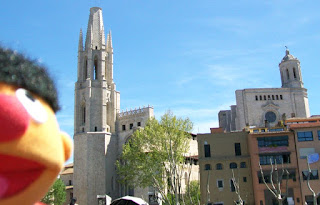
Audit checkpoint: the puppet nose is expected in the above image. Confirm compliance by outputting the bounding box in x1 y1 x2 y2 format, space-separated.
0 94 30 142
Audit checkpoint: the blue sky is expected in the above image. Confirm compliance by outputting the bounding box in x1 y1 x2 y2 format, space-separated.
1 1 320 140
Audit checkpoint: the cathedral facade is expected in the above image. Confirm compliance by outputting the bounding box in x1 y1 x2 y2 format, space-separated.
219 49 310 131
73 7 154 205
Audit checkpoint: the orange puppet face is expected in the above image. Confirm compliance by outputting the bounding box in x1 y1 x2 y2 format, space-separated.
0 83 72 205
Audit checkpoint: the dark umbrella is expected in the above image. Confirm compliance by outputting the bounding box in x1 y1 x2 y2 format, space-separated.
111 196 149 205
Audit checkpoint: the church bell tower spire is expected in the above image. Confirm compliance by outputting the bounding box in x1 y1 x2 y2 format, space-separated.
74 7 120 205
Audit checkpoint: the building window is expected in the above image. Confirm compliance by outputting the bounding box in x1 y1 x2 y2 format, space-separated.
280 95 283 100
264 95 266 100
259 153 290 165
230 162 237 169
69 180 72 185
204 141 211 158
257 136 288 147
240 162 246 168
259 170 296 183
276 95 279 100
205 164 212 170
286 69 290 79
81 105 86 124
95 126 97 131
302 170 319 180
230 179 235 192
94 56 98 80
84 58 88 80
217 180 223 188
216 163 223 170
318 130 320 140
137 122 141 127
130 123 133 130
122 125 126 131
255 95 258 101
305 196 314 205
297 131 313 141
235 143 241 156
293 67 297 79
243 177 247 182
268 95 271 100
260 95 262 100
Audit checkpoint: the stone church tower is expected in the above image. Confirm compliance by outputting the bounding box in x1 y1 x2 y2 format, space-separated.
73 7 154 205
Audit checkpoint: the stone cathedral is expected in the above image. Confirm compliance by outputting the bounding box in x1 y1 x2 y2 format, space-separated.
219 49 310 132
73 7 154 205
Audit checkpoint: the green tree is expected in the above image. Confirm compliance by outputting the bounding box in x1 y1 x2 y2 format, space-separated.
117 111 193 205
185 180 200 205
41 178 66 205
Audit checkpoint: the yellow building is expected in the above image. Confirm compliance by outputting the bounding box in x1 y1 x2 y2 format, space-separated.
197 128 254 205
60 163 74 205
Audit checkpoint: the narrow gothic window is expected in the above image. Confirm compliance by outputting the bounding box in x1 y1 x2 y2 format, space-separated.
84 58 88 80
264 95 266 100
130 123 133 129
94 56 98 80
293 67 297 78
259 95 262 100
280 95 283 100
255 95 258 101
286 69 290 79
272 95 275 100
82 106 86 124
268 95 271 100
276 95 279 100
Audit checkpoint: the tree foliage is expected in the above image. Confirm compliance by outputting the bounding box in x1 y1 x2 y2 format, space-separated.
41 178 66 205
185 180 200 205
117 111 193 205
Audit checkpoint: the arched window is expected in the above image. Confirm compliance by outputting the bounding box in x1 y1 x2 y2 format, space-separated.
94 56 98 80
230 162 237 169
216 163 223 170
293 67 297 79
286 69 290 80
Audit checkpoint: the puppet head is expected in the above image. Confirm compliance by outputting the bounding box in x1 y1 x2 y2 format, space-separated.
0 47 72 205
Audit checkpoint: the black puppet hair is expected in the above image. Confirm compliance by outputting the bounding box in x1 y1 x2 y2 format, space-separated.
0 46 60 112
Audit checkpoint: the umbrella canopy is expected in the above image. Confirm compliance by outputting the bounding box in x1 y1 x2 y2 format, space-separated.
111 196 149 205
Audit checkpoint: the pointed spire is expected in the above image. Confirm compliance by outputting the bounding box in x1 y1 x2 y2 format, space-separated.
78 29 83 52
84 7 106 50
106 30 113 51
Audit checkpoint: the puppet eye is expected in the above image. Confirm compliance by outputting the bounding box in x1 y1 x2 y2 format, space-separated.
16 88 48 124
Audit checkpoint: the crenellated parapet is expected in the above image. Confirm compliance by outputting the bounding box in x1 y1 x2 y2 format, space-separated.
116 105 154 134
117 105 153 120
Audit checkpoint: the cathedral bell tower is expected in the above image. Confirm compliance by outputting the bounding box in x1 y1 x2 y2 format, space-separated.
74 7 120 205
279 48 304 88
75 7 119 134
